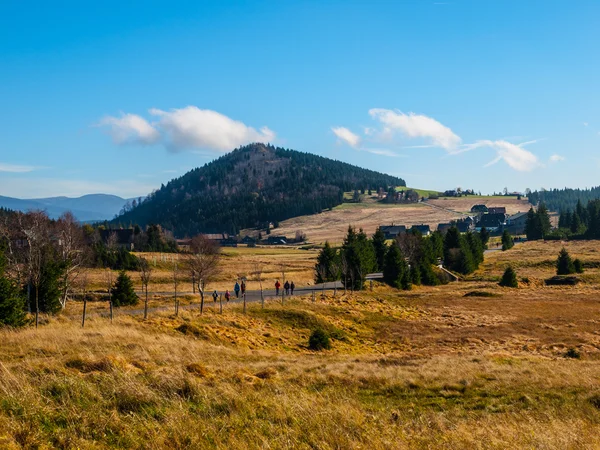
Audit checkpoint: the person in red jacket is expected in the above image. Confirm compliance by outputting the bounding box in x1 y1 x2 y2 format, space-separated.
275 280 281 296
225 289 231 302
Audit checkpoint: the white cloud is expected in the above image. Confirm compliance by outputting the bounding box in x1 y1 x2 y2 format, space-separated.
99 113 160 145
149 106 275 152
332 126 361 148
0 163 37 173
468 140 540 172
584 122 589 127
363 148 404 157
368 108 462 150
99 107 275 152
549 154 565 163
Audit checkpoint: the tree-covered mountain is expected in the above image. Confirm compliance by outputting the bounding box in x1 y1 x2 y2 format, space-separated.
112 143 406 237
528 187 600 213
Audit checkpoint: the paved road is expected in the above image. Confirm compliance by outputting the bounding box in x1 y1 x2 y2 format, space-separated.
84 281 344 318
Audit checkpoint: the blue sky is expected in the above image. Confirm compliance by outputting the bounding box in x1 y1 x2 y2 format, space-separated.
0 0 599 198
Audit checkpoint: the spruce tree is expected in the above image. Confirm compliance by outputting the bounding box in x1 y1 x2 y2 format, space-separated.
571 213 581 234
111 271 139 307
537 203 552 237
499 266 518 288
315 241 338 283
0 248 27 328
501 230 514 251
383 243 409 289
479 226 490 247
372 228 387 271
556 248 575 275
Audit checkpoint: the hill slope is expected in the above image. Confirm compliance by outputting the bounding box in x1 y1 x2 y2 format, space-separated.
113 143 405 236
0 194 131 222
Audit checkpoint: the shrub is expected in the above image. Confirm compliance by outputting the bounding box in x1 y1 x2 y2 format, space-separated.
308 329 331 351
111 271 138 307
565 347 581 359
574 258 584 274
499 266 518 288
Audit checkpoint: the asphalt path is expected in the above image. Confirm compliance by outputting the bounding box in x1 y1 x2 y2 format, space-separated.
84 281 344 318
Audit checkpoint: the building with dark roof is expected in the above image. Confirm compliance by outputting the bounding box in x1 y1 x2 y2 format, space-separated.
379 225 407 239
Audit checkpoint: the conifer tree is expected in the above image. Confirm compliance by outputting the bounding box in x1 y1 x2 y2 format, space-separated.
574 258 584 274
383 243 410 290
556 248 576 275
315 241 339 283
111 271 138 307
0 247 27 328
372 228 387 271
501 230 514 251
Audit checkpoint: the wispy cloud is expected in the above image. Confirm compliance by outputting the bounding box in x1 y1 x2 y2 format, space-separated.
332 108 544 172
98 106 275 152
363 148 405 157
549 154 565 163
332 126 361 148
0 163 38 173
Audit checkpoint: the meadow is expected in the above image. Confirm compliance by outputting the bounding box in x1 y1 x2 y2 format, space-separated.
2 240 600 448
271 195 531 244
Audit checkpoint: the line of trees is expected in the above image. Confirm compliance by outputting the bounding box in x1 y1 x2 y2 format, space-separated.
0 209 224 328
528 186 600 213
525 203 552 240
315 225 486 291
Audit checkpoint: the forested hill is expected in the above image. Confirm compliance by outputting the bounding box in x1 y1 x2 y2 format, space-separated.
529 187 600 213
112 143 406 237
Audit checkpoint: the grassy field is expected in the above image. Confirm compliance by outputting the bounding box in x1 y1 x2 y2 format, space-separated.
270 195 531 244
3 241 600 448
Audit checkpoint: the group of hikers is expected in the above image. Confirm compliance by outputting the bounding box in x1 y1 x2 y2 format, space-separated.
211 279 296 302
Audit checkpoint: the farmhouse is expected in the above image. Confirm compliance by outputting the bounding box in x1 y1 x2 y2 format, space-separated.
379 225 407 239
266 235 288 245
411 224 431 236
506 211 528 235
488 207 507 215
437 223 452 233
476 213 506 232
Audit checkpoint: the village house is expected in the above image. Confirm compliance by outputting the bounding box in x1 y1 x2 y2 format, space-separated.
411 224 431 236
505 211 528 235
476 213 506 232
379 225 407 239
470 204 489 214
487 206 507 216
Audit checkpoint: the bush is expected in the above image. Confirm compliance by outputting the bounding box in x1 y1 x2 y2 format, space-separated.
499 266 518 288
574 258 584 274
111 271 138 307
565 347 581 359
308 329 331 351
501 230 514 251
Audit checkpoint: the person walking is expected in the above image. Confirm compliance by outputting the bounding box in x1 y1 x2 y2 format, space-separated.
275 280 281 296
290 281 295 295
284 281 290 295
241 280 246 296
225 289 231 302
234 281 240 298
212 290 218 303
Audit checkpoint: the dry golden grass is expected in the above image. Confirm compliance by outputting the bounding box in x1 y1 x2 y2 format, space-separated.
3 241 600 448
271 196 531 244
83 247 318 293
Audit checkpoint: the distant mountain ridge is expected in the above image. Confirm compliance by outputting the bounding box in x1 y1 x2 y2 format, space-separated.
113 143 406 237
0 194 133 222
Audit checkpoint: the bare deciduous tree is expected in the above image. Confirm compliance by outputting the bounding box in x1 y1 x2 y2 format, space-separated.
186 235 221 314
139 258 152 320
56 212 87 309
21 211 49 328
